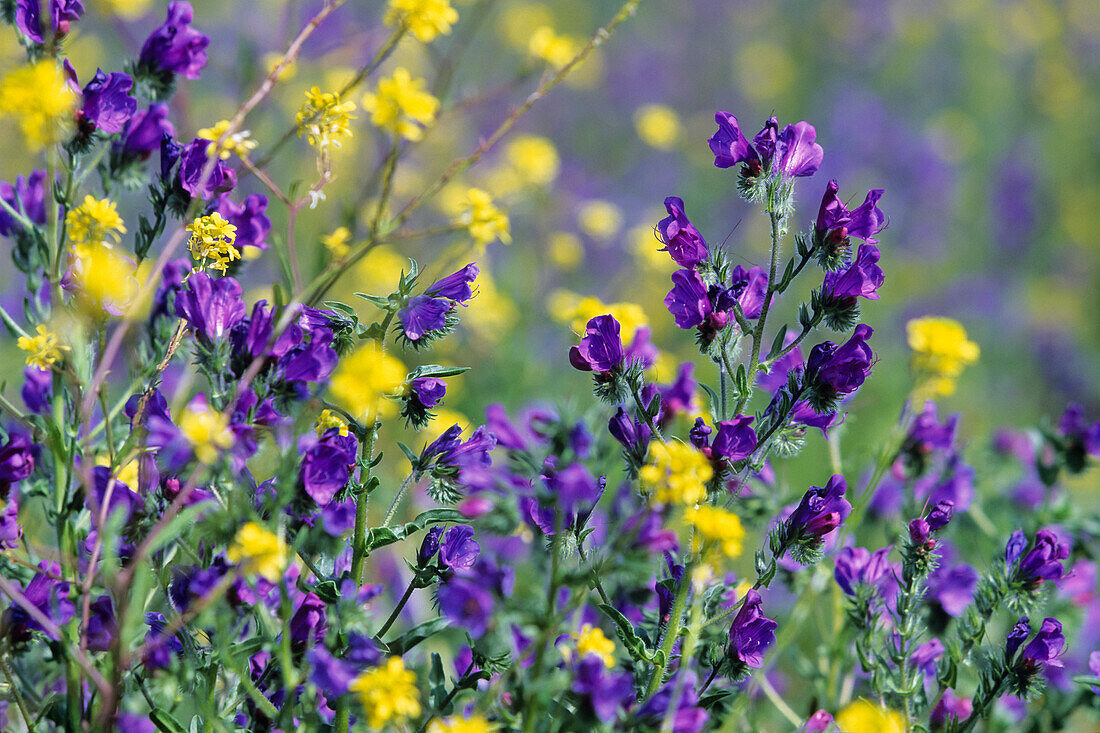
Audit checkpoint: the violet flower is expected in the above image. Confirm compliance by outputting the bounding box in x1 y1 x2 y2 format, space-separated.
427 263 479 303
75 69 137 134
821 244 884 302
710 416 757 463
139 1 209 80
728 589 778 669
398 295 450 341
437 577 493 637
15 0 83 44
119 104 174 159
834 545 893 596
177 138 236 200
174 272 247 341
804 324 875 405
410 377 446 409
0 170 49 237
784 475 852 549
569 315 626 373
216 194 270 250
1006 529 1070 587
813 179 887 246
657 196 708 268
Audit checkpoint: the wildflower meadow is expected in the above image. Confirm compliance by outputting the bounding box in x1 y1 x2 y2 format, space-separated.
0 0 1097 731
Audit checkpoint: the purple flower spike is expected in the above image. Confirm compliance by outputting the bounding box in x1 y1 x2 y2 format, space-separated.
437 577 493 637
805 324 875 400
657 196 708 268
728 265 769 319
177 139 235 200
728 589 778 669
822 244 884 301
786 475 852 544
428 263 479 303
569 315 626 373
216 194 270 250
1010 529 1070 587
15 0 83 44
439 525 480 573
399 295 450 341
1017 617 1065 672
174 272 247 341
711 416 757 462
777 121 824 178
709 112 759 171
120 104 174 159
664 269 712 330
139 1 209 80
78 69 137 134
834 545 893 596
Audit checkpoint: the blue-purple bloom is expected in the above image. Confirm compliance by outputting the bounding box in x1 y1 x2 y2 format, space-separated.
657 196 708 268
216 194 270 250
834 545 893 595
437 577 493 637
399 295 450 341
710 416 757 462
569 315 626 373
72 68 137 134
814 179 887 245
119 104 174 159
822 244 884 302
785 475 852 545
709 113 823 179
664 269 711 329
177 139 236 200
572 655 634 723
139 1 210 80
727 265 769 319
174 272 247 341
1016 617 1065 673
15 0 83 43
728 589 778 669
1006 529 1070 587
4 560 75 641
805 324 875 401
410 377 446 408
298 430 357 506
0 170 48 237
439 525 480 573
427 264 479 303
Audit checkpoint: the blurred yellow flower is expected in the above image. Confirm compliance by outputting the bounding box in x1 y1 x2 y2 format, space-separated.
578 200 622 240
315 409 350 437
835 700 905 733
18 324 68 369
322 226 353 259
385 0 459 42
70 242 139 314
548 290 647 344
330 342 407 421
907 316 979 398
529 26 581 67
497 2 553 50
455 188 510 245
350 657 421 729
0 61 76 150
362 68 438 141
67 196 126 246
464 268 517 341
687 505 745 559
634 104 682 150
197 119 257 160
640 441 712 505
574 624 615 667
505 135 560 186
180 401 235 465
547 231 582 270
102 0 152 18
427 714 494 733
227 522 287 582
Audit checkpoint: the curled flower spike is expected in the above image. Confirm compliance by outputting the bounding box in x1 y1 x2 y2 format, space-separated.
187 211 239 273
18 324 68 369
197 119 257 160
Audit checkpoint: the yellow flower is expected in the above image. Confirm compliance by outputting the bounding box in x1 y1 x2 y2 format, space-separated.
548 291 647 345
906 316 979 398
547 231 582 270
463 267 517 342
296 87 357 149
197 120 257 160
578 200 623 240
505 135 560 186
66 196 126 246
427 714 494 733
385 0 459 42
634 104 682 150
17 324 68 369
574 624 615 668
330 342 408 421
350 657 421 729
455 188 510 245
179 400 235 464
361 68 438 141
0 61 76 150
640 441 713 505
322 226 352 259
70 242 139 313
686 505 746 559
187 212 240 273
835 700 905 733
316 409 350 437
227 522 287 582
528 26 580 67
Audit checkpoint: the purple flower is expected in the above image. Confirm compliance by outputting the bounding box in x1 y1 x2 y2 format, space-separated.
15 0 83 43
139 1 209 80
1006 616 1032 658
785 475 851 545
0 433 37 495
417 527 444 566
75 69 136 134
777 121 824 178
307 645 357 698
119 104 174 159
177 138 236 200
659 362 696 418
664 269 711 329
437 577 493 637
572 655 634 723
439 525 480 573
927 562 979 617
411 377 446 409
1017 617 1065 672
399 295 450 341
908 402 959 454
802 710 834 733
215 194 270 250
569 315 626 373
0 170 48 237
1058 402 1100 462
427 264 479 303
298 431 357 506
711 416 757 462
834 545 893 595
911 637 945 680
85 595 117 652
608 407 651 456
657 196 708 268
288 592 326 650
1008 529 1070 587
814 179 886 245
805 324 875 400
728 590 778 669
728 265 769 319
822 244 884 302
88 466 144 528
4 560 74 641
930 690 972 729
709 112 760 172
230 299 274 361
635 671 709 732
927 500 954 531
174 272 247 341
688 417 712 448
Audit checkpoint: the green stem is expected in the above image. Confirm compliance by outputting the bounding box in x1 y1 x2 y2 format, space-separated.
645 560 692 698
733 208 783 416
632 387 664 443
0 649 35 732
382 471 417 529
375 577 418 639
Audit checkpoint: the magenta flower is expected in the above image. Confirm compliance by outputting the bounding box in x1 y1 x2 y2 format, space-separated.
834 545 893 595
814 179 886 245
657 196 708 268
822 244 884 302
569 315 626 373
139 1 209 80
728 589 778 669
664 269 711 329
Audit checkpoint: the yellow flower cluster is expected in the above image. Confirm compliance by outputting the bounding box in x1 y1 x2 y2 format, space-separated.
322 226 352 259
197 120 257 160
634 104 682 150
362 68 438 142
505 135 560 187
834 700 906 733
455 188 510 246
548 291 647 345
71 242 139 312
179 401 235 464
529 26 581 67
315 409 349 437
17 324 68 369
67 196 126 246
330 342 408 421
187 212 240 273
686 505 746 559
385 0 458 42
574 624 615 668
640 441 713 505
427 714 494 733
296 87 357 149
906 316 980 398
0 61 76 150
227 522 287 582
350 657 421 729
578 200 623 240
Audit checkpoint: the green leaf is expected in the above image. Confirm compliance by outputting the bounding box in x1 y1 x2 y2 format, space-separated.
149 710 189 733
700 383 721 417
313 580 340 604
323 301 359 319
365 527 402 552
398 442 420 466
598 603 648 659
429 653 449 710
766 325 789 361
409 365 471 379
385 617 450 654
355 293 392 309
